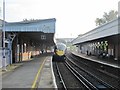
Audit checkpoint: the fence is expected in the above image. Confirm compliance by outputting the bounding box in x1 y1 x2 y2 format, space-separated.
0 47 10 68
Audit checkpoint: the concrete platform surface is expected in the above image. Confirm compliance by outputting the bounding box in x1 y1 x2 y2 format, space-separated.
38 56 57 88
2 54 57 89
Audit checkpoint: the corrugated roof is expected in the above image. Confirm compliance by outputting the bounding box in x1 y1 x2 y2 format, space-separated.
6 18 56 25
5 18 56 33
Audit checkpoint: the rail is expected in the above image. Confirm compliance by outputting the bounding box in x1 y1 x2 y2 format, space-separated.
65 55 117 89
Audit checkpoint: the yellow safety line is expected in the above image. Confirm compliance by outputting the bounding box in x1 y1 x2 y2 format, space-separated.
31 57 47 89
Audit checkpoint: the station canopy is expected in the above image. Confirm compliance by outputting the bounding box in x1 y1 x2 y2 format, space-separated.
72 18 120 45
5 18 56 46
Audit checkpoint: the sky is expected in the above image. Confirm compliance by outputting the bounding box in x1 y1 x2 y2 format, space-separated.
0 0 119 38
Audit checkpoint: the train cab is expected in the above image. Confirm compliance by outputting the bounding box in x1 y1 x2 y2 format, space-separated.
52 43 67 62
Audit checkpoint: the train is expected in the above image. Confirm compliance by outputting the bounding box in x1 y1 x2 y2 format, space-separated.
52 43 67 62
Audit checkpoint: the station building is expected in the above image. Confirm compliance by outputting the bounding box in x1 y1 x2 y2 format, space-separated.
72 18 120 60
1 18 56 67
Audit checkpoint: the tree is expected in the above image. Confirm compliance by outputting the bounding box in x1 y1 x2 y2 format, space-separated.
103 10 118 22
95 18 106 26
95 18 101 26
95 10 118 26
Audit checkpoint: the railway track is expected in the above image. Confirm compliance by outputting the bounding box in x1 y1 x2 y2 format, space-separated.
65 53 119 89
55 62 67 90
70 53 119 78
65 58 116 89
54 62 89 89
54 61 116 90
64 61 99 90
67 53 119 82
53 51 119 89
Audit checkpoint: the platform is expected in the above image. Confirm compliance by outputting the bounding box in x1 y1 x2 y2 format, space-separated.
2 53 57 89
71 51 120 69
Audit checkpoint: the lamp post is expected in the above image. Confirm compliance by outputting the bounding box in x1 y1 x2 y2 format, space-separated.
3 0 7 71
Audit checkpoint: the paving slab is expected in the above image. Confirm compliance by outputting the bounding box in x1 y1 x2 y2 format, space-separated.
38 56 57 89
2 56 46 88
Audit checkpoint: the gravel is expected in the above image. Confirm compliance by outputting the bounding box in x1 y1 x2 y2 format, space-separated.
52 62 87 89
68 53 119 89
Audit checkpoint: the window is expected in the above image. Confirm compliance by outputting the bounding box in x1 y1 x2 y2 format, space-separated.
41 35 46 40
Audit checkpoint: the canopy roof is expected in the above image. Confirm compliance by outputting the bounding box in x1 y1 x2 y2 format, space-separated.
5 18 56 33
72 18 120 45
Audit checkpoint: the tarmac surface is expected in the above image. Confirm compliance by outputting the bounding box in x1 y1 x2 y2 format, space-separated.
2 53 56 89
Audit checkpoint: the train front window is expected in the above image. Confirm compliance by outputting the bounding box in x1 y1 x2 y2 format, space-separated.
56 44 66 51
